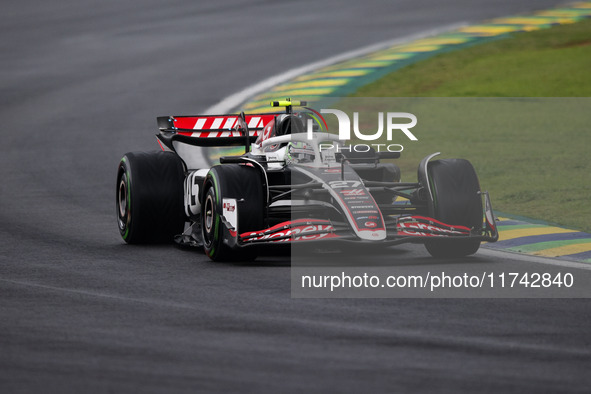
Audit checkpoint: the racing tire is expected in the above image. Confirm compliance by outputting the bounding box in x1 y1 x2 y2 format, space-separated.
116 151 185 244
202 164 264 262
424 159 482 258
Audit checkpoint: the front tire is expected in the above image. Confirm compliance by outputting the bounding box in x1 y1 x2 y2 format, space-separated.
202 164 264 261
116 151 185 244
424 159 483 258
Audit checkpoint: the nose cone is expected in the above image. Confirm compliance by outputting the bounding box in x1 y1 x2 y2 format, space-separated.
357 229 386 241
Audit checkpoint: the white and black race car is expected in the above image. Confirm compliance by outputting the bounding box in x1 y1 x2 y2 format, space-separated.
116 99 498 261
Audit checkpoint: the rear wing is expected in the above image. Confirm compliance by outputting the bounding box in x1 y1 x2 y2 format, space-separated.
157 98 312 148
157 114 279 148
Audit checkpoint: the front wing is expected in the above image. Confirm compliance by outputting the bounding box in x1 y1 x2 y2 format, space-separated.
232 192 499 247
174 191 498 249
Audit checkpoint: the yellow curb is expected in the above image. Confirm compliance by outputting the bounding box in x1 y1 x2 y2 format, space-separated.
532 241 591 257
499 227 577 241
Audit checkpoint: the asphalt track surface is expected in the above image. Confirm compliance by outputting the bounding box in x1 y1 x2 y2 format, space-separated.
2 0 590 392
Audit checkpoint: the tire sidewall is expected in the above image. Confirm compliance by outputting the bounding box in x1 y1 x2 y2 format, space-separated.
117 158 133 241
202 175 222 258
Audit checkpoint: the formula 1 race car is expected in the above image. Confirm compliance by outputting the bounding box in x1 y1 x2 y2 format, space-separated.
116 99 498 261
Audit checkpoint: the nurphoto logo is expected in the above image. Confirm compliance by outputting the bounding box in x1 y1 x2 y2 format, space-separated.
308 109 418 153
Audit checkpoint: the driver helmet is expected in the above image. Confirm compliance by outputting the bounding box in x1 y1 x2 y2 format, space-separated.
275 114 305 136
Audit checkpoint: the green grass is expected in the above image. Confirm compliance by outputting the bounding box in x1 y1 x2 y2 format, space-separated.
350 19 591 232
354 20 591 97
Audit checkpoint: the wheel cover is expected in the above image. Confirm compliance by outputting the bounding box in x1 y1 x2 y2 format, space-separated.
203 192 215 244
117 172 128 231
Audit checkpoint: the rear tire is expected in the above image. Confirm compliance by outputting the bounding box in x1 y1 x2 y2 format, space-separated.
424 159 482 258
202 164 264 262
116 151 185 244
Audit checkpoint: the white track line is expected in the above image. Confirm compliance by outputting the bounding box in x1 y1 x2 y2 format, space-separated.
203 23 467 114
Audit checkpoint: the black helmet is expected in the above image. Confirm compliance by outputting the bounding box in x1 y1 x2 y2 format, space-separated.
275 114 305 136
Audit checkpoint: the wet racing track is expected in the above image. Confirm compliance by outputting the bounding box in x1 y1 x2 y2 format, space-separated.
2 1 590 392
